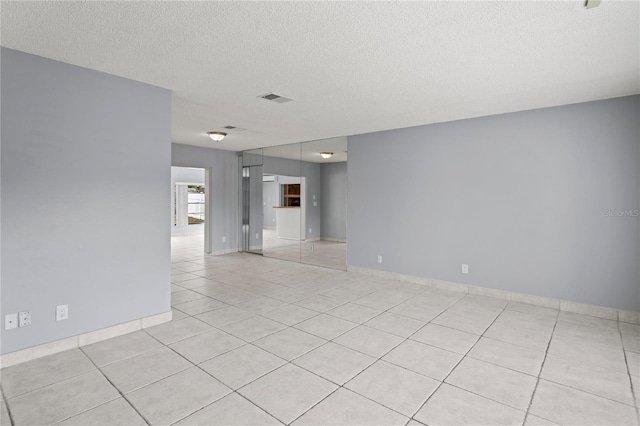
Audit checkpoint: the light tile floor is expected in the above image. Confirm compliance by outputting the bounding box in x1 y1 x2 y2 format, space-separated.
1 235 639 425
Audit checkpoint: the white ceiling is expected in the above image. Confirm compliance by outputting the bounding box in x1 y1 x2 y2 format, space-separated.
1 1 638 157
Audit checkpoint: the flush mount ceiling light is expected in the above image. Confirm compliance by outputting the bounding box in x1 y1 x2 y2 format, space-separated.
320 152 334 159
207 131 227 142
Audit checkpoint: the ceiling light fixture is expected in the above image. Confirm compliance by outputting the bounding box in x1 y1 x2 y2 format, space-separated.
320 152 334 159
207 131 227 142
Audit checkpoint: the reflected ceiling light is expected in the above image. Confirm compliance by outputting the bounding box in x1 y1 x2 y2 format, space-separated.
207 131 227 141
320 152 334 159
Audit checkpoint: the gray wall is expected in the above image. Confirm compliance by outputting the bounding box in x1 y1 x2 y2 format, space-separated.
348 95 640 311
171 143 240 253
263 156 321 240
321 162 347 241
171 166 205 235
1 48 172 354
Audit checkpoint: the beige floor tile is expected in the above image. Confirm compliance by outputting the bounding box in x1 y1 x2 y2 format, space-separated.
554 320 623 348
126 367 230 425
237 296 287 314
333 325 404 358
57 398 146 426
414 383 525 426
540 354 635 406
82 331 162 367
295 295 345 312
292 388 407 426
411 323 479 355
293 314 358 340
467 337 546 376
220 316 287 342
326 303 382 323
174 393 282 425
627 350 640 376
383 340 462 381
530 380 637 426
364 312 426 338
171 288 207 304
172 309 190 320
547 334 628 373
7 370 119 426
293 342 376 385
195 306 255 327
445 357 537 410
388 302 445 322
260 304 319 326
253 328 326 360
484 322 552 351
200 345 286 390
345 360 439 416
524 414 560 425
173 297 227 316
145 317 212 345
169 329 245 364
431 310 495 335
238 364 338 424
1 349 95 398
101 347 192 393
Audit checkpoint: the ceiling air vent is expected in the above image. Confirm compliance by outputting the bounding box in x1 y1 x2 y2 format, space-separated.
259 93 294 104
223 125 247 132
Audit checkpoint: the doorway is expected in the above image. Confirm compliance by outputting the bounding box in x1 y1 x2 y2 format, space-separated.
171 166 210 253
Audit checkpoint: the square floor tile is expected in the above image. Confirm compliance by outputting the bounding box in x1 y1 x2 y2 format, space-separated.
219 316 287 342
82 331 162 367
7 370 120 426
445 357 537 410
127 367 230 425
261 304 319 326
253 327 326 360
540 354 635 406
388 302 445 322
173 297 227 316
364 312 426 338
174 393 282 425
524 414 560 425
326 303 382 323
1 349 95 398
414 383 525 426
145 317 212 345
200 345 286 389
383 340 462 381
484 322 552 351
345 360 439 416
553 320 622 348
547 334 627 373
293 314 358 340
292 388 407 426
169 329 245 364
238 364 338 424
431 310 495 335
57 398 146 426
293 342 376 385
411 323 479 355
101 347 192 393
172 309 190 320
334 326 404 358
529 380 637 425
195 307 255 327
237 296 287 314
467 337 546 376
171 289 207 304
295 295 345 312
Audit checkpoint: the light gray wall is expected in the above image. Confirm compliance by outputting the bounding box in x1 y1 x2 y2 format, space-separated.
263 181 279 229
1 48 172 354
263 156 321 240
320 162 347 241
171 143 240 253
348 95 640 311
171 167 205 235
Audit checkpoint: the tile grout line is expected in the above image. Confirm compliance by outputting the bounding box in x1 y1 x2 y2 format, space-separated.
0 384 16 426
617 320 640 425
521 306 560 426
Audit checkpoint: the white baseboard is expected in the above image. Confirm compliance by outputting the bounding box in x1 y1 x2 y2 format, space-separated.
347 265 639 324
320 237 347 243
0 311 172 369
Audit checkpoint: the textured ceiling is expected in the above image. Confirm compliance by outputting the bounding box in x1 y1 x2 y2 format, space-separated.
1 1 638 156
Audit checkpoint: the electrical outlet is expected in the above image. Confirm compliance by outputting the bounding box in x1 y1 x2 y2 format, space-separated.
313 201 317 207
377 255 383 263
462 264 469 274
309 228 312 234
222 236 226 243
255 233 260 240
19 311 31 327
56 304 69 321
5 313 18 330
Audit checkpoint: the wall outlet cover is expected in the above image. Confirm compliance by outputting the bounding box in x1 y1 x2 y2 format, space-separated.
5 313 18 330
19 311 32 327
462 264 469 274
56 304 69 321
377 255 383 263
